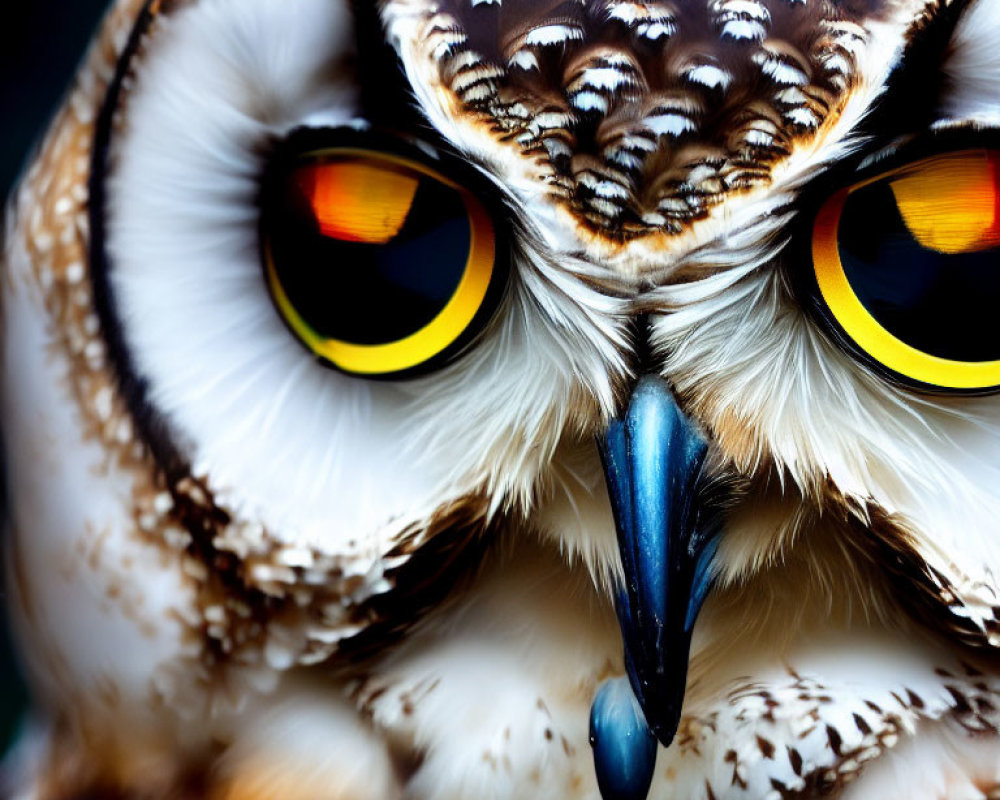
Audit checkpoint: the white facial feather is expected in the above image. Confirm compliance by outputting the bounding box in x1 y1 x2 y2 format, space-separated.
108 0 629 563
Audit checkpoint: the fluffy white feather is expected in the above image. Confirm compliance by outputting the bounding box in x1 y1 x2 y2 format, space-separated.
107 0 629 568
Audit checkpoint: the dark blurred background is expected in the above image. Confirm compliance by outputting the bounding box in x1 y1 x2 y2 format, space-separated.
1 0 113 754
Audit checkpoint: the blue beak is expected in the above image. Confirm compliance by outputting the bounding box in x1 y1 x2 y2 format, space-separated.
590 376 723 799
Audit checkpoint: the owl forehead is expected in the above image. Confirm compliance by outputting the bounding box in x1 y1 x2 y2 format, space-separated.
388 0 896 241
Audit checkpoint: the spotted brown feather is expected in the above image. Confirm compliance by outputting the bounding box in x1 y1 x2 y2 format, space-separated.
403 0 881 237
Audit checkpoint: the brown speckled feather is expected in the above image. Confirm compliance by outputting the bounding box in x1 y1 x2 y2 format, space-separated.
406 0 886 237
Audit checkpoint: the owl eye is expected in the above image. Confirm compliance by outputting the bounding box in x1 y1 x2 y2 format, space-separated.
809 148 1000 392
261 135 503 378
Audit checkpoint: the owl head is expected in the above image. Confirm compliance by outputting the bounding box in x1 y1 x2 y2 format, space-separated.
6 0 1000 795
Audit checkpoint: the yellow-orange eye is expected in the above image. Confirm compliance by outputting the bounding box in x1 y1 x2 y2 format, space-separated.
262 145 501 378
811 149 1000 392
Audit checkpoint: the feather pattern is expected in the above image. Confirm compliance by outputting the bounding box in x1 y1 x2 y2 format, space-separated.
384 0 880 237
5 0 1000 797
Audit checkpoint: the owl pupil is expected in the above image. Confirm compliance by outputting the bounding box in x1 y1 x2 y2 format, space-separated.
266 159 471 346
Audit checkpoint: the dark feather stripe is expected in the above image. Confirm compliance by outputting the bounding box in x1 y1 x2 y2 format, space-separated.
846 500 1000 659
167 474 494 673
861 0 975 140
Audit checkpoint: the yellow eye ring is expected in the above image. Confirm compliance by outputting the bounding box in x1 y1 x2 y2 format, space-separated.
262 146 500 378
812 152 1000 391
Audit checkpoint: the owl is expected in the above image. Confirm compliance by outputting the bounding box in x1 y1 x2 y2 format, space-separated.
4 0 1000 798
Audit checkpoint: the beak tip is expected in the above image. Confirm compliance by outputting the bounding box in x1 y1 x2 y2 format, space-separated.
649 714 680 749
629 679 682 748
590 678 658 800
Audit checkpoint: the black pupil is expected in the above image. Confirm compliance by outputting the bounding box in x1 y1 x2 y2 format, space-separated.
267 158 471 345
837 178 1000 362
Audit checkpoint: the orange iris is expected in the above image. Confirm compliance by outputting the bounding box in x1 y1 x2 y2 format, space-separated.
890 151 1000 255
296 159 420 244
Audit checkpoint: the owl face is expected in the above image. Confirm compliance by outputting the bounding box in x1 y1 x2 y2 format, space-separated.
6 0 1000 795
